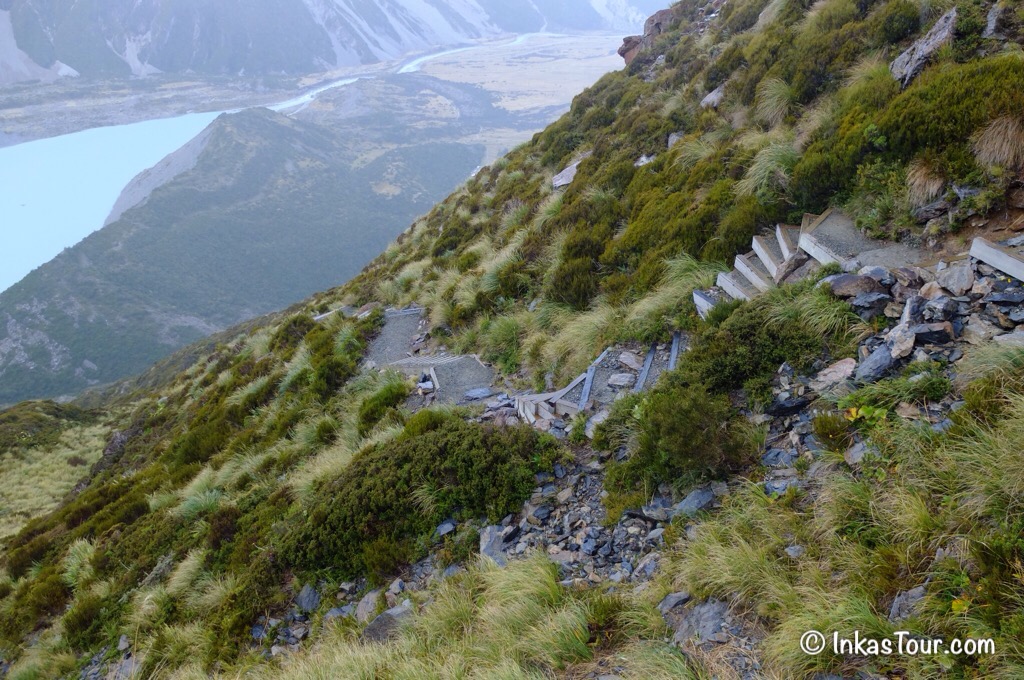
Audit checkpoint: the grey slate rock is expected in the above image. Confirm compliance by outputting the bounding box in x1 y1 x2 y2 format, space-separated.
435 520 457 539
764 478 800 496
890 8 957 88
295 584 320 613
363 604 413 643
935 263 975 297
479 525 507 566
669 598 729 647
324 605 354 623
464 387 496 401
658 591 692 614
673 486 716 517
762 448 798 467
889 586 926 623
856 345 896 383
767 396 811 417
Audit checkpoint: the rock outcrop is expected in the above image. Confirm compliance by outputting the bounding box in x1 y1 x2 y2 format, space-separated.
618 8 677 65
890 8 957 88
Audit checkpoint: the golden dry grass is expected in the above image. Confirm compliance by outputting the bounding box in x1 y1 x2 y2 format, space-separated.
0 423 108 539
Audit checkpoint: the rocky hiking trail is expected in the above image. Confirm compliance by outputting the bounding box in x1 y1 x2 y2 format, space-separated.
95 237 1024 676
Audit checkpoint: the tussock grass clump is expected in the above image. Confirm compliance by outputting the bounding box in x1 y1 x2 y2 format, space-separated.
60 539 96 592
240 557 693 679
754 78 796 128
973 114 1024 171
735 137 800 199
906 156 946 207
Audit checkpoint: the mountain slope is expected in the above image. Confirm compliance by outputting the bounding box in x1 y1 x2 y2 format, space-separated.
2 1 1024 678
0 0 652 83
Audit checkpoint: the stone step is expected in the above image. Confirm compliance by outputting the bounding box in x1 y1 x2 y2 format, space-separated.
734 252 774 292
752 234 783 278
971 237 1024 283
717 270 757 302
776 224 802 261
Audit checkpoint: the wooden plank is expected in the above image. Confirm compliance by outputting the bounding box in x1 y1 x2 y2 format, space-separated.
669 331 681 370
633 342 657 393
576 347 611 411
429 366 440 392
735 253 773 292
577 364 598 411
971 237 1024 282
717 271 754 301
751 235 781 277
554 399 580 417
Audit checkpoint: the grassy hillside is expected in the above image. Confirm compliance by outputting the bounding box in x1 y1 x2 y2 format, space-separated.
1 0 1024 677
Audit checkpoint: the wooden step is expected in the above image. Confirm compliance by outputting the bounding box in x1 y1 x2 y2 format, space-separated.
971 237 1024 283
776 224 801 261
693 288 730 319
735 252 774 292
717 270 757 301
752 234 783 278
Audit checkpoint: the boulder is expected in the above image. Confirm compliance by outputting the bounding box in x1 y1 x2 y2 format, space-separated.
890 9 957 88
935 263 975 296
295 584 320 613
994 330 1024 347
618 351 645 371
700 83 726 109
479 525 507 566
856 345 896 383
827 274 887 298
658 591 692 615
463 387 495 401
762 448 798 467
363 604 412 643
886 324 916 359
356 589 382 623
912 322 954 345
894 267 925 288
858 265 894 284
618 7 676 65
324 605 355 624
552 162 582 189
923 296 958 322
669 599 730 647
962 314 1003 345
919 281 947 300
767 395 810 416
912 198 950 223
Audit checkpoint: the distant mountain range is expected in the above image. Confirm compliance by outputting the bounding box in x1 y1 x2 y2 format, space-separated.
0 0 664 83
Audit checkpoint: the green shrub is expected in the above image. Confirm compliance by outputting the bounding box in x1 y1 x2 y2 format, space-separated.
609 376 750 490
871 0 919 45
62 591 109 650
357 381 410 436
284 421 561 578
